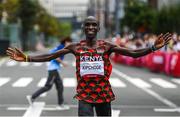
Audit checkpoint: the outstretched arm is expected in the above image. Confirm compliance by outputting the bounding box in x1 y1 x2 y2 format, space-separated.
109 33 172 58
6 44 74 62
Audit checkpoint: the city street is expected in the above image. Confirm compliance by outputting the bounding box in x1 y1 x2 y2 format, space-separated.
0 54 180 117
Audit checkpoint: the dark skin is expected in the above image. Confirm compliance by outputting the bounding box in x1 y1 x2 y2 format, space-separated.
6 17 172 62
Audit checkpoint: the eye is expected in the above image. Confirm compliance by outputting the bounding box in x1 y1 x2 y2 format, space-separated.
92 23 97 27
85 22 98 27
85 23 91 27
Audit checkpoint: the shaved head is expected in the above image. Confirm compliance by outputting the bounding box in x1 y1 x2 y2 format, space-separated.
82 16 99 27
84 16 98 23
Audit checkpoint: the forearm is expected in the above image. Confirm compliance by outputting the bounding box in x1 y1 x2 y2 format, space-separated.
28 49 70 62
28 53 59 62
131 47 153 58
112 46 154 58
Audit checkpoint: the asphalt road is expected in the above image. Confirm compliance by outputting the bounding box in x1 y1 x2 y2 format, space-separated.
0 54 180 117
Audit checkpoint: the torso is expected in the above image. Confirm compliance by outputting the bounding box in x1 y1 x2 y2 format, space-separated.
73 40 115 103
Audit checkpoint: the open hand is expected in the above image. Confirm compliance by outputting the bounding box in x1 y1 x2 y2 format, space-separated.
154 32 172 50
6 47 26 62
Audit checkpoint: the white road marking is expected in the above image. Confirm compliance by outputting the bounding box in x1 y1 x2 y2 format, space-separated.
63 78 77 87
46 62 49 66
12 77 33 87
171 79 180 85
32 63 43 67
154 108 180 112
0 77 10 87
128 78 151 88
20 62 30 67
112 68 178 109
112 109 121 117
0 58 6 66
6 60 17 66
23 102 45 117
109 78 126 87
40 93 47 97
150 78 177 88
37 78 46 87
7 107 27 110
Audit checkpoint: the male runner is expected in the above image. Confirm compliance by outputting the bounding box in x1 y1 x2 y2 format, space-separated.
7 16 171 116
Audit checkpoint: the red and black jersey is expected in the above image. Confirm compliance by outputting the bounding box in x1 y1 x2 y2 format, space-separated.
74 40 115 103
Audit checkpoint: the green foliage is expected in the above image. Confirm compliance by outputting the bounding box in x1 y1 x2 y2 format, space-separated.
36 10 72 37
0 0 20 23
121 0 180 34
0 0 72 38
121 0 157 33
156 4 180 34
58 22 72 37
18 0 39 32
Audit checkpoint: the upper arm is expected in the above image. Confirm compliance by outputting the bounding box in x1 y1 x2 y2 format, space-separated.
56 43 75 55
29 43 75 62
106 41 135 56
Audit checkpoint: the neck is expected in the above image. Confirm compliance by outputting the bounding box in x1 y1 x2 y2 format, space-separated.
86 37 96 47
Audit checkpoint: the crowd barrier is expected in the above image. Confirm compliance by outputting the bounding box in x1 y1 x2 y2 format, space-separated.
112 51 180 78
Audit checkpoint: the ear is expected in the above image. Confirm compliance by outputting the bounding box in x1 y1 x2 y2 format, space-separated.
81 24 85 32
98 26 100 32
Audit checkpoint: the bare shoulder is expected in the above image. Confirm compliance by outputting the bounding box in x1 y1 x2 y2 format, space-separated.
64 43 76 49
64 42 80 52
103 40 117 48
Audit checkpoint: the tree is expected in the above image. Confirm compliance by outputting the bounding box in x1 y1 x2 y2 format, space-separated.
0 0 19 23
121 0 157 34
156 4 180 34
35 8 72 40
18 0 39 50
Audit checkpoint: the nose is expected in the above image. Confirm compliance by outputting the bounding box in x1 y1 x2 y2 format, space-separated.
89 24 93 29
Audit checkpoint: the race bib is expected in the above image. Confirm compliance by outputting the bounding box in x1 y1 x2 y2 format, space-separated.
80 61 104 76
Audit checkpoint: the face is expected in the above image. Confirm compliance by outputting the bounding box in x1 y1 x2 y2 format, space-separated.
84 20 99 38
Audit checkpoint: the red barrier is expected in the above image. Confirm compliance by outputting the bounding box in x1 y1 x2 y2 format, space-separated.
111 50 180 77
164 52 173 75
170 52 180 77
126 56 136 66
117 55 126 64
111 53 119 63
144 53 153 68
147 51 165 72
134 57 143 67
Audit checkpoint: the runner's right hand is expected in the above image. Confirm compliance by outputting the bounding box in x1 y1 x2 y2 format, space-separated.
6 47 26 62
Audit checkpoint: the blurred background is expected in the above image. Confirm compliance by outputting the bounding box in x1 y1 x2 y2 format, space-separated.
0 0 179 51
1 0 180 76
0 0 180 116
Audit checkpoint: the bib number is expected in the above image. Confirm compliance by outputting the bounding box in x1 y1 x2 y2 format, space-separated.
80 61 104 76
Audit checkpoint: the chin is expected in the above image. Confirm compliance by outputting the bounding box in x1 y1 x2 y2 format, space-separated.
87 35 96 39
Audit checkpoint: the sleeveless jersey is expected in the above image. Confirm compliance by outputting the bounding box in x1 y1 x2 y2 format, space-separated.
74 40 115 103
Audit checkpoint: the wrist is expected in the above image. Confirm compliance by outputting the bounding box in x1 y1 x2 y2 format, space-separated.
25 54 29 62
151 45 157 52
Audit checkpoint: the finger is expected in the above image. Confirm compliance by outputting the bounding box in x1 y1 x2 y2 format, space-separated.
166 36 172 41
164 33 171 39
6 52 13 56
162 32 170 39
10 56 14 59
157 33 163 39
6 53 13 57
165 33 172 40
10 56 18 61
7 47 15 53
15 47 23 54
6 50 14 56
165 36 172 42
165 42 169 45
